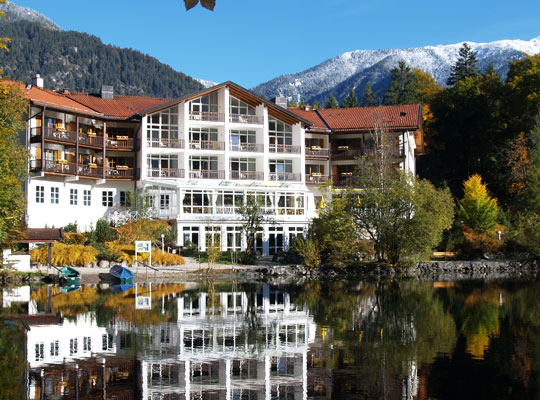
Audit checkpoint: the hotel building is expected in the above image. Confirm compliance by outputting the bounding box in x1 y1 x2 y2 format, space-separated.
21 76 422 256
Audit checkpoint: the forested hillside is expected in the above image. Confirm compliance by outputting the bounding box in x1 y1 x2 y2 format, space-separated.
0 20 204 97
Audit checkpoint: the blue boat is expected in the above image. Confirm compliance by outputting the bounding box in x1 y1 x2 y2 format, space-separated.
109 283 134 293
109 265 135 281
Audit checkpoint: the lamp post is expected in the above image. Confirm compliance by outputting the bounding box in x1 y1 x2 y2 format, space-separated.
161 234 165 255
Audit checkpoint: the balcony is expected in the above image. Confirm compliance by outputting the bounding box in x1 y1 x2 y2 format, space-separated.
269 144 301 154
147 168 185 178
305 174 329 185
29 159 105 179
230 171 264 180
333 146 365 159
229 114 263 124
106 137 138 151
189 111 224 122
269 172 301 182
147 138 184 149
305 147 330 158
229 143 264 152
189 140 225 151
189 170 225 179
106 167 136 180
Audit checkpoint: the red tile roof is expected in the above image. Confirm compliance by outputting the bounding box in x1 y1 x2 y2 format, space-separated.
317 104 422 132
67 93 171 119
17 83 102 117
288 107 329 132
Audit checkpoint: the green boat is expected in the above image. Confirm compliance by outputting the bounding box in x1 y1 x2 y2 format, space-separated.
60 266 80 279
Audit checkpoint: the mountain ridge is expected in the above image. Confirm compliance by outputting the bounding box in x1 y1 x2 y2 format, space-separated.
253 36 540 105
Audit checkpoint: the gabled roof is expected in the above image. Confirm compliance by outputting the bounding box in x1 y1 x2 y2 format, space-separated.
288 107 330 133
317 104 422 132
139 81 313 127
67 92 170 119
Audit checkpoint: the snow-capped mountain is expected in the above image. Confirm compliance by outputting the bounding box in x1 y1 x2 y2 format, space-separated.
253 36 540 105
0 1 60 31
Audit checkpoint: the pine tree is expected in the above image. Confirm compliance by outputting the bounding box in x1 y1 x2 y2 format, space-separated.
383 60 418 105
324 94 339 109
360 83 378 106
447 43 479 86
457 174 498 233
341 89 358 108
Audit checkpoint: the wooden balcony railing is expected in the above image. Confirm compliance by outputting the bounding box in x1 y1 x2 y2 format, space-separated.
189 111 224 122
29 159 104 179
269 144 301 154
189 170 225 179
229 143 264 152
305 174 329 184
305 147 330 157
189 140 225 150
230 171 264 180
147 138 184 149
229 114 264 124
106 137 138 150
106 167 136 179
269 172 301 182
147 168 185 178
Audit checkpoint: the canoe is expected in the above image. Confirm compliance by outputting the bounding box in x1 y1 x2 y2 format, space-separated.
109 265 135 281
60 266 80 279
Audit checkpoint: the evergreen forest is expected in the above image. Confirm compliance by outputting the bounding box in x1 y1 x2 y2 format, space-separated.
0 20 204 97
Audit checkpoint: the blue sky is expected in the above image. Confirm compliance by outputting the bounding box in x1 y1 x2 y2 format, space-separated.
14 0 540 88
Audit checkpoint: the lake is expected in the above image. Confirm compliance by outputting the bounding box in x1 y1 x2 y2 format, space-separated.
1 278 539 399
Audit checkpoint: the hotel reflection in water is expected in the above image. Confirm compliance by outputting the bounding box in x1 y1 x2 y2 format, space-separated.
9 284 316 399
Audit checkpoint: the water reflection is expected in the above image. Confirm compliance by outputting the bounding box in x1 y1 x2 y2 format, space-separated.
1 279 540 399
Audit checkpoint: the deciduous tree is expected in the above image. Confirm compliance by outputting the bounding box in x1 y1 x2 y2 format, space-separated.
0 82 28 254
237 194 272 264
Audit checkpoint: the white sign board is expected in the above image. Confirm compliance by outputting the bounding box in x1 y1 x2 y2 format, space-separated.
135 241 151 253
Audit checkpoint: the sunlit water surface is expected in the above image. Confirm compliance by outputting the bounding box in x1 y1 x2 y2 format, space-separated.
1 279 540 399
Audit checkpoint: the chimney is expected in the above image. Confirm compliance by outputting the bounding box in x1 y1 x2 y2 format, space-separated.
32 74 44 88
101 85 114 100
304 105 311 111
270 96 288 109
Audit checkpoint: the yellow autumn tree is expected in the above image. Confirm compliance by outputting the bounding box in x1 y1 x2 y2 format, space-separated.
458 174 499 234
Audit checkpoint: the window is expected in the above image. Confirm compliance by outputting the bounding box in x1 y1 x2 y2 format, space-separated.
277 192 305 215
190 156 219 178
120 191 131 207
50 340 59 357
230 130 257 151
183 226 200 247
102 191 113 207
269 117 292 150
102 334 113 351
83 337 92 352
230 97 256 116
189 127 218 143
147 154 179 177
268 226 284 256
230 158 256 179
288 227 304 247
205 226 221 249
69 338 78 356
83 190 91 206
35 343 45 361
36 186 44 203
269 160 294 180
147 107 179 145
50 187 59 204
160 194 170 210
189 92 218 115
182 190 213 214
226 226 242 251
70 189 78 205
